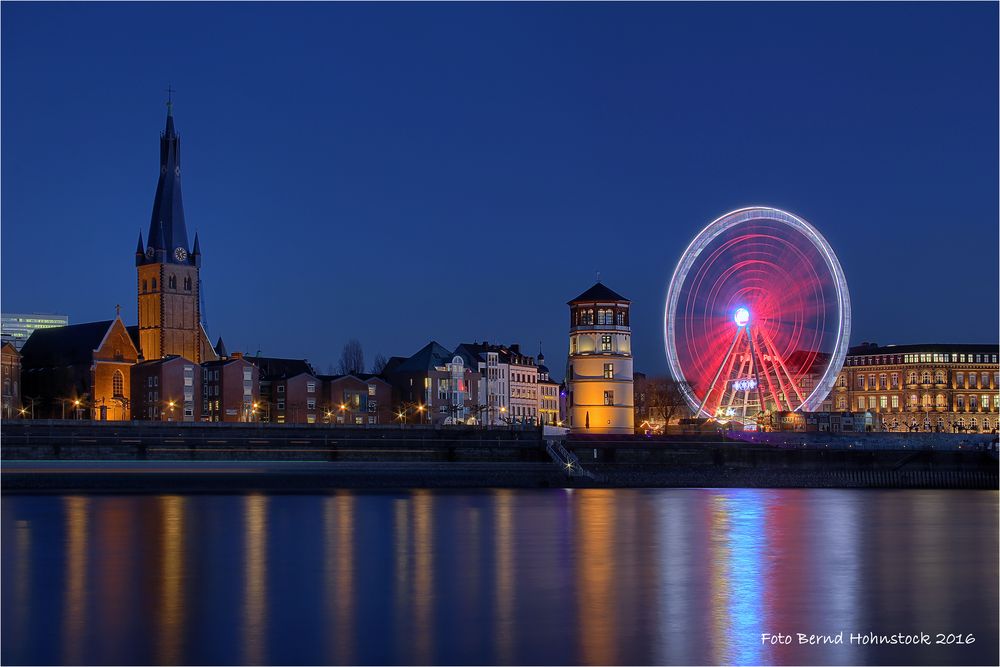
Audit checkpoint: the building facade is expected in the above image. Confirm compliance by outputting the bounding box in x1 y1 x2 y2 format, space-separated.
201 353 260 422
2 342 21 418
384 341 482 425
566 282 635 434
131 355 201 421
321 374 394 425
1 313 69 351
824 343 999 432
537 352 561 426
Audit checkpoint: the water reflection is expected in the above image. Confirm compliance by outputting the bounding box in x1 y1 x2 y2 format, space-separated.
412 490 434 665
325 493 355 664
157 496 186 665
61 496 89 665
577 489 617 666
1 490 996 666
494 489 515 665
242 494 268 665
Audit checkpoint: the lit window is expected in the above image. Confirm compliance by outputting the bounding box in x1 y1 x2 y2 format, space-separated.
857 397 865 410
307 382 316 393
603 363 613 379
368 383 376 396
891 395 899 409
879 396 887 409
604 390 614 406
868 396 876 409
112 370 124 398
307 399 316 410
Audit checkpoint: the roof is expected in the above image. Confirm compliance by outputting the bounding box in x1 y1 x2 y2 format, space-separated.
141 107 191 265
21 320 115 368
389 341 455 373
568 282 629 304
214 337 228 358
848 343 998 356
318 373 391 384
244 355 316 379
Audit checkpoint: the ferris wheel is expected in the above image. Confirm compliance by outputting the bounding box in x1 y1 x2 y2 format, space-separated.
664 207 851 424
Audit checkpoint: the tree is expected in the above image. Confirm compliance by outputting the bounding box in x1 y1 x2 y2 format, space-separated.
635 375 691 429
371 353 388 375
338 338 365 375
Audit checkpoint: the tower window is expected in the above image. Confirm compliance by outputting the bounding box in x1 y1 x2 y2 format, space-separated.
184 276 192 291
142 280 148 292
151 278 157 289
601 335 612 352
168 275 177 289
603 363 613 379
112 370 124 398
604 390 614 406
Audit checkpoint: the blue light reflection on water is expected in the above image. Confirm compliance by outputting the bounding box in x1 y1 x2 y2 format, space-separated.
1 489 997 666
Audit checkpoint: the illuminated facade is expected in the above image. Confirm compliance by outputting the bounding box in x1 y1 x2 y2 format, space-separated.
566 282 634 434
825 343 999 432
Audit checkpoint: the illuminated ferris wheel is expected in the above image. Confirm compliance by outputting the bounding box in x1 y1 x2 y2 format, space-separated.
664 207 851 424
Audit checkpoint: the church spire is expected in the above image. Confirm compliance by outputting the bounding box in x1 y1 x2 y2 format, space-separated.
143 97 190 265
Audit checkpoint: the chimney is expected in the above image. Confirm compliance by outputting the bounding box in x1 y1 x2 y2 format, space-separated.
232 351 244 359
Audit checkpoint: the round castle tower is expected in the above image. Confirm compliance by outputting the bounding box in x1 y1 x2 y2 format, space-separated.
566 282 634 434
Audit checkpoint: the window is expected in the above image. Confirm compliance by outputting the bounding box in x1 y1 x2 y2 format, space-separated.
868 396 876 409
856 376 865 390
936 394 945 408
603 363 613 379
879 374 887 389
307 398 316 410
981 395 990 410
921 371 930 384
307 415 316 424
837 397 846 410
891 395 899 409
277 400 285 410
890 373 899 388
112 370 124 397
908 372 917 384
604 390 614 406
921 394 931 408
306 382 316 393
956 372 964 387
838 375 846 388
168 275 177 289
956 395 965 409
148 377 154 388
909 394 918 408
368 383 376 396
982 372 990 388
615 310 625 326
934 371 944 384
151 278 157 289
277 385 285 393
868 374 876 389
969 375 978 389
142 279 148 292
879 396 887 409
970 396 978 410
354 416 363 425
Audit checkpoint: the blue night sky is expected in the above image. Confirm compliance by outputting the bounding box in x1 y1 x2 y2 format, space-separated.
2 2 997 376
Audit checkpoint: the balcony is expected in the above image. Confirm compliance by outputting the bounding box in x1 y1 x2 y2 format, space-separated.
934 382 948 389
919 382 933 389
905 383 919 390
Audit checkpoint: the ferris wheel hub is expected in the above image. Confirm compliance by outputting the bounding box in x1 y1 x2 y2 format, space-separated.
734 307 750 327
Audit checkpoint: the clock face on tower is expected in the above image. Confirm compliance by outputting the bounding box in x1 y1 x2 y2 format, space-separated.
174 247 188 262
146 246 155 259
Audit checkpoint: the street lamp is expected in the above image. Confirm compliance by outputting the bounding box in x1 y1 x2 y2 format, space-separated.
417 404 425 424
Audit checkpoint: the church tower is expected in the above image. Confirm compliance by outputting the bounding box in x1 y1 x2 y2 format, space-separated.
136 100 203 363
566 281 634 434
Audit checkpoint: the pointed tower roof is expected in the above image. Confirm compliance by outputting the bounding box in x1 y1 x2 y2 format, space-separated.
214 336 228 358
568 281 629 304
145 101 190 263
135 231 144 254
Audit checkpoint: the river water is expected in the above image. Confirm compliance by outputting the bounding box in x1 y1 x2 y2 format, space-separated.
2 489 996 666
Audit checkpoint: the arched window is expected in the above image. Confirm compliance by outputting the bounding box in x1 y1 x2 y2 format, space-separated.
151 278 157 289
112 370 124 397
934 371 945 384
956 372 964 387
838 375 846 388
921 371 931 384
908 371 917 384
970 417 978 431
142 279 148 292
935 394 945 407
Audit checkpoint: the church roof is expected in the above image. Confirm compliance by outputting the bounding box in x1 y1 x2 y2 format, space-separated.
144 105 190 264
21 321 139 368
568 282 629 304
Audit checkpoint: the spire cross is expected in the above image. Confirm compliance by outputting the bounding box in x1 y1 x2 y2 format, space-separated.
165 85 175 114
115 304 121 318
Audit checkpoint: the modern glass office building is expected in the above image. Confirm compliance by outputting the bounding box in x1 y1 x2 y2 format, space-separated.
1 313 69 350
